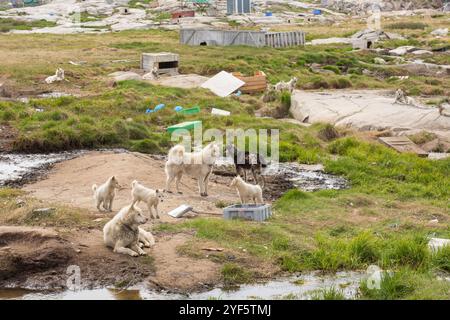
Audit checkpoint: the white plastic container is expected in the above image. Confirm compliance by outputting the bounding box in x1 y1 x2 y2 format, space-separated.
211 108 231 116
167 204 193 218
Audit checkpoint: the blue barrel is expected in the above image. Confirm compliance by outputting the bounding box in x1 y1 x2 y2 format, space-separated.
265 11 272 17
313 9 322 15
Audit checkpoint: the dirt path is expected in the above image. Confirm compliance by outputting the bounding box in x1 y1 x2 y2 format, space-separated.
147 233 221 292
23 151 239 219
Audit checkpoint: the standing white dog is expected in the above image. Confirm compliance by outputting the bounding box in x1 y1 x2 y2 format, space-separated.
165 142 221 197
92 176 121 212
131 180 163 219
230 175 264 204
103 204 149 257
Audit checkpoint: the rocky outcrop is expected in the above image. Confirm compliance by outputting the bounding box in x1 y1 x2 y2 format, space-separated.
323 0 445 13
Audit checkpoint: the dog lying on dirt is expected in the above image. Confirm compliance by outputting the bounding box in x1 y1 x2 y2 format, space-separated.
230 175 264 204
165 142 221 197
131 180 163 219
103 203 151 257
92 176 121 212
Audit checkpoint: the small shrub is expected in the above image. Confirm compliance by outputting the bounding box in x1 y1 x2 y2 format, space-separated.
386 22 428 30
431 246 450 272
130 139 163 154
384 235 429 269
317 123 340 141
349 232 380 265
360 269 416 300
221 263 252 286
408 131 437 145
310 287 346 300
323 65 341 75
327 137 360 155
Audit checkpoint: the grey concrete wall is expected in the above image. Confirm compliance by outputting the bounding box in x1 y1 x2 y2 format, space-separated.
180 29 305 48
180 29 266 47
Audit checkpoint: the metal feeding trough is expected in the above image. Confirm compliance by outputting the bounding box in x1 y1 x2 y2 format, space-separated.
223 204 272 222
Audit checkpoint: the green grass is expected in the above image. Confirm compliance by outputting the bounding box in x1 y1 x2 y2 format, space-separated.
310 287 346 300
386 22 429 30
0 18 56 32
221 263 253 287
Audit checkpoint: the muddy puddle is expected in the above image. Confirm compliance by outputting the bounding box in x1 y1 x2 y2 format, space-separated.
0 271 364 300
263 162 348 192
215 158 348 194
0 152 84 187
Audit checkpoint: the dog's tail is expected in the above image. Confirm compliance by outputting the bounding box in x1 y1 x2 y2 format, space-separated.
92 184 97 192
167 144 185 165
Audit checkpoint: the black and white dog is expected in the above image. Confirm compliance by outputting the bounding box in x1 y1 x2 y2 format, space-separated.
226 144 267 188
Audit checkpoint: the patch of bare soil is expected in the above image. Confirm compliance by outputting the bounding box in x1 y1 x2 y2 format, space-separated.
0 226 74 287
0 226 155 290
147 233 221 293
23 151 241 218
0 124 17 153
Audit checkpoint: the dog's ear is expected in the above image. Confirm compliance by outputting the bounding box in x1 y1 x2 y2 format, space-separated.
156 189 160 194
111 176 116 181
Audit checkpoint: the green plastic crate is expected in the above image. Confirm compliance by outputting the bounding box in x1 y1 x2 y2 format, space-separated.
180 106 201 115
167 120 202 133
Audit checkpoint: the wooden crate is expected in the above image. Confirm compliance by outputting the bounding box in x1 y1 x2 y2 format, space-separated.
232 71 267 94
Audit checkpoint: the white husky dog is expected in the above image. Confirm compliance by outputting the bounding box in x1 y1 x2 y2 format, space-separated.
131 180 163 219
92 176 121 212
230 175 264 204
103 204 150 257
165 142 221 197
45 68 65 84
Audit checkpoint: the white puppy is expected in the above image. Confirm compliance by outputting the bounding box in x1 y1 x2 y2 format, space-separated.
131 180 163 219
274 77 298 93
103 204 149 257
230 175 264 204
92 176 120 212
165 142 221 197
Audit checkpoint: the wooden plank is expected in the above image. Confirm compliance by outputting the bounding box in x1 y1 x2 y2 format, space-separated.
378 136 428 157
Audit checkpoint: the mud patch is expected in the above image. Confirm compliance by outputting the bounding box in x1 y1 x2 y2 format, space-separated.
214 159 348 200
264 162 349 192
0 151 84 187
0 124 17 153
0 226 75 287
147 233 221 293
0 227 156 291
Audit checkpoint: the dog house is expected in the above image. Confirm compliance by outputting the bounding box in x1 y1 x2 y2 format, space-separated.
352 39 372 50
141 52 179 75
